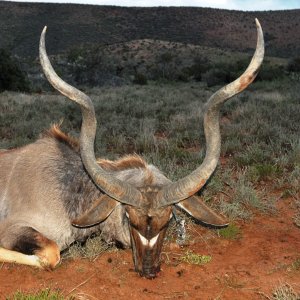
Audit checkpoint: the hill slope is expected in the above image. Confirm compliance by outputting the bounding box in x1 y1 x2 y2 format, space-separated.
0 1 299 58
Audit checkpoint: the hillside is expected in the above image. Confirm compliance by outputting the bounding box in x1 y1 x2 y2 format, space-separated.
0 1 299 58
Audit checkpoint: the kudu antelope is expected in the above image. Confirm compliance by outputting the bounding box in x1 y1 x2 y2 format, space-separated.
0 19 264 278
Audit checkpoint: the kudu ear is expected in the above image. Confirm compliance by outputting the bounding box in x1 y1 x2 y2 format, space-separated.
176 196 228 228
72 195 119 228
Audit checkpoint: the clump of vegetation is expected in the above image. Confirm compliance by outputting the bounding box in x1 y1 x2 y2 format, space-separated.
219 201 252 220
294 213 300 229
133 72 148 85
219 274 245 289
190 56 210 81
292 198 300 229
247 163 281 182
0 49 30 92
7 289 68 300
202 67 228 87
180 250 212 265
217 224 242 240
291 258 300 271
63 234 117 260
287 57 300 72
66 45 120 86
272 284 300 300
257 60 285 81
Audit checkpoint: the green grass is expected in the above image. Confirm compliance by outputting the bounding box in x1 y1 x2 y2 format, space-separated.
217 224 242 240
246 163 281 182
7 289 68 300
180 250 212 265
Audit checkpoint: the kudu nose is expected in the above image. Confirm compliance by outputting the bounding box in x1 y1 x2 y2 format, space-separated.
140 264 161 279
140 271 158 279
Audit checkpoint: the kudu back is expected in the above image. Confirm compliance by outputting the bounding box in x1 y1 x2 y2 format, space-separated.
0 19 264 278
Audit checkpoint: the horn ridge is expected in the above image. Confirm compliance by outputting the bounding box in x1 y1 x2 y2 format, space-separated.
39 26 143 206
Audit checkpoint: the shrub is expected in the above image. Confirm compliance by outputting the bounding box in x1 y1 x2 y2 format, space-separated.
190 56 210 81
218 224 242 240
133 72 148 85
203 68 228 87
0 49 30 92
257 62 285 81
287 57 300 72
159 52 174 64
66 46 118 86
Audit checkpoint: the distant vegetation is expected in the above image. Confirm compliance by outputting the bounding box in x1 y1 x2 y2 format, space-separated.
0 2 299 92
0 49 30 92
14 42 300 92
0 2 299 58
1 40 299 92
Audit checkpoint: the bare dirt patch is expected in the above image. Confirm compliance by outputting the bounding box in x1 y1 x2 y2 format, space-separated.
1 198 299 300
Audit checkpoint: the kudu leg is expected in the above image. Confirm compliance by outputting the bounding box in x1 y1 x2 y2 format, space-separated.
0 247 44 267
0 223 60 269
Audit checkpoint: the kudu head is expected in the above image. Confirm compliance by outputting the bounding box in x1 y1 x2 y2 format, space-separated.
39 19 264 278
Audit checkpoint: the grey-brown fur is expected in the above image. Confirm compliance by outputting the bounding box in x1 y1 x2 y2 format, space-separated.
0 128 167 250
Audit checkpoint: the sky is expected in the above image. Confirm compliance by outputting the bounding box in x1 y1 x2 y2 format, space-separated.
3 0 300 10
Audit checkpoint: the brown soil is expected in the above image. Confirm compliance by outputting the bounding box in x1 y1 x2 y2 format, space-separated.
1 198 299 300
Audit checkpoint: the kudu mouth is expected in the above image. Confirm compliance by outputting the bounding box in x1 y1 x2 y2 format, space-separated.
133 242 163 279
139 262 161 279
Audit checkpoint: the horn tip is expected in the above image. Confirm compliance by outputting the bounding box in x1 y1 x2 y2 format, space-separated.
42 26 47 35
40 26 47 51
255 18 261 28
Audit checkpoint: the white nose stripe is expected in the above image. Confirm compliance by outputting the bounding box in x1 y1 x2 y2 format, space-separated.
137 232 160 248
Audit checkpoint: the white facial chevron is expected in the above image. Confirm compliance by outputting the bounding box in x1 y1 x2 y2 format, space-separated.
137 232 160 248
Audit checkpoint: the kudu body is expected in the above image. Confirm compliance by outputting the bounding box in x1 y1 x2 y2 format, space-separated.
0 20 264 278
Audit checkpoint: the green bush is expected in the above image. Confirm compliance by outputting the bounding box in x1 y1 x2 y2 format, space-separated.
0 49 30 92
203 68 228 87
257 62 285 81
133 72 148 85
190 56 210 81
201 58 285 87
66 46 118 86
287 57 300 72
